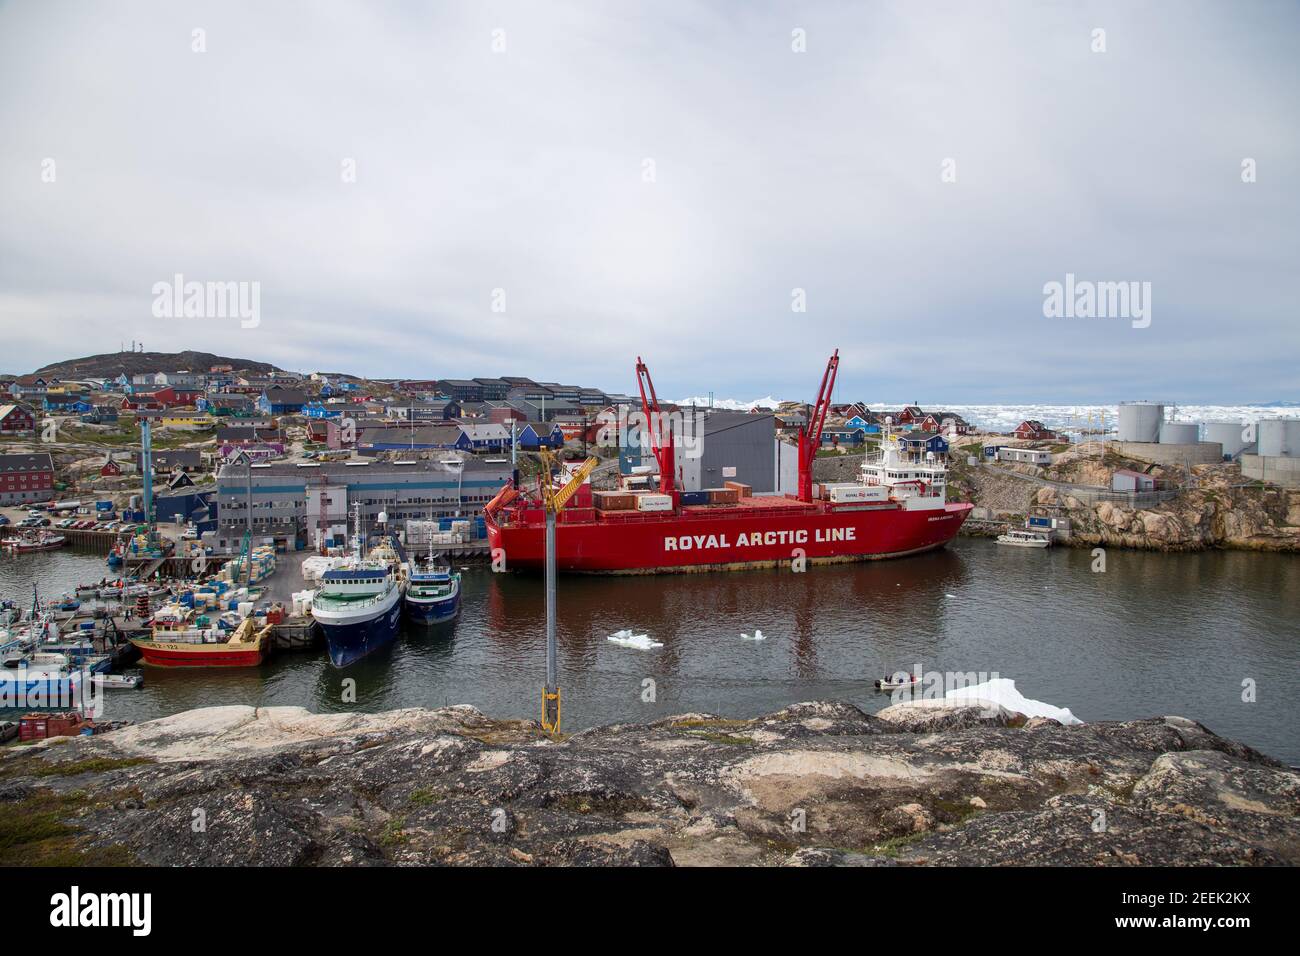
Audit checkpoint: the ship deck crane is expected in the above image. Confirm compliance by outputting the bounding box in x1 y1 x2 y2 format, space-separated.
797 349 840 503
536 450 599 736
635 356 676 499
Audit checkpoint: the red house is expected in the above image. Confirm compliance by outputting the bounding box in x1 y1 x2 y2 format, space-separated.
1014 420 1059 441
0 452 55 505
99 455 122 477
0 404 36 434
122 387 194 411
895 405 925 425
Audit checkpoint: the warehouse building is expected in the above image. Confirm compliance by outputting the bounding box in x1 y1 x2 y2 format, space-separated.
210 456 511 552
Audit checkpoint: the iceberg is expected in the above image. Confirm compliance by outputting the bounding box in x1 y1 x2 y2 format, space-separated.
944 677 1083 725
607 630 662 650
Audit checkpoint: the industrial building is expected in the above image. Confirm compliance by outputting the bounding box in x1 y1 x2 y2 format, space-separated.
210 456 511 552
622 409 788 494
1242 417 1300 487
997 447 1052 466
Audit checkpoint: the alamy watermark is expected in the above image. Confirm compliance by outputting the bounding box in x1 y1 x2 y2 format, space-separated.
152 274 260 328
1042 273 1150 329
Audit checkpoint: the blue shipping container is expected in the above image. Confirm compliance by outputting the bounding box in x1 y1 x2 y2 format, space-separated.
679 491 710 506
95 500 114 511
1028 516 1052 528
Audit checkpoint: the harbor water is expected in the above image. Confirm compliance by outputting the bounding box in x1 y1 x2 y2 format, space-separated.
3 540 1297 763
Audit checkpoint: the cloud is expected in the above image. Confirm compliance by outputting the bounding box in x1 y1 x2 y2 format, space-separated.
1 0 1296 402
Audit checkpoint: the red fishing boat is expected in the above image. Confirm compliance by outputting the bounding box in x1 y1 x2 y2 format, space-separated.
129 608 270 667
485 351 973 574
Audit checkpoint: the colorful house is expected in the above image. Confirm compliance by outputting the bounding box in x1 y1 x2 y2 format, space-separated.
516 423 565 450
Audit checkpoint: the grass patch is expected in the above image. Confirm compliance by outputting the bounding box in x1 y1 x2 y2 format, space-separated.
0 792 136 866
28 757 153 778
409 788 439 807
378 816 408 847
669 718 750 730
680 730 753 747
870 830 929 858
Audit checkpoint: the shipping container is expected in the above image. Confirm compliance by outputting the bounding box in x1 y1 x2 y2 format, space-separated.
706 488 739 505
678 491 710 506
724 481 752 498
593 491 636 511
19 712 93 742
635 494 673 512
827 484 888 503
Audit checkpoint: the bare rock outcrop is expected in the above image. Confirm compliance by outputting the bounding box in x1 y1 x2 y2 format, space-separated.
2 702 1295 867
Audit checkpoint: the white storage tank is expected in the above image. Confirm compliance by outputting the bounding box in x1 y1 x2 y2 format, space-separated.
1159 420 1199 444
1257 418 1300 457
1202 421 1248 458
1117 402 1164 442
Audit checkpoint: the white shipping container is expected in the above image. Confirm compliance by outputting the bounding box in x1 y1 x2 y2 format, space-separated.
636 494 673 512
828 484 887 503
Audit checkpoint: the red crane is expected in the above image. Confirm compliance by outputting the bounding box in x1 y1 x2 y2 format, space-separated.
635 356 676 498
797 349 840 502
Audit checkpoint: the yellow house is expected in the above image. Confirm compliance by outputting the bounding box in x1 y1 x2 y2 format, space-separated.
161 414 212 428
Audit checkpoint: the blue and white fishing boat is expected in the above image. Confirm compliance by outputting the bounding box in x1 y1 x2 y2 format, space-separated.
404 548 461 625
311 505 407 667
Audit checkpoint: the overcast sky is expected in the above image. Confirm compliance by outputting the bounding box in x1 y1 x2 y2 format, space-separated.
1 1 1296 403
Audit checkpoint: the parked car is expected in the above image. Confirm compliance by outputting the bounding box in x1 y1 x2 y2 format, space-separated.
19 517 50 528
181 526 199 540
0 515 9 527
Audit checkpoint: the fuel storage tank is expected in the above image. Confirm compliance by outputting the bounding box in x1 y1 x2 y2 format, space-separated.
1117 402 1164 442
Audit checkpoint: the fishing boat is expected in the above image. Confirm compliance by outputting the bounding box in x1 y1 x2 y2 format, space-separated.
129 608 270 667
996 529 1051 548
311 505 406 667
0 650 109 707
404 548 460 624
2 530 68 553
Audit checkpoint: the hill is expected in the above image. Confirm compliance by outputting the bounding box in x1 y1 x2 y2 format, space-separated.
32 351 284 380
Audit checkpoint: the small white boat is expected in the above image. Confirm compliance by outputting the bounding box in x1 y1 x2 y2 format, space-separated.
93 672 143 690
875 676 922 691
741 629 765 641
997 530 1051 548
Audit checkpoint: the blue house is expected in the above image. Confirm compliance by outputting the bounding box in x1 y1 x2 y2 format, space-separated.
258 389 308 415
900 432 949 457
517 423 564 450
822 427 866 446
302 401 342 419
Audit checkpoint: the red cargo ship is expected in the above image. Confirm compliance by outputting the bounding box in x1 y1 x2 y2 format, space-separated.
485 351 973 574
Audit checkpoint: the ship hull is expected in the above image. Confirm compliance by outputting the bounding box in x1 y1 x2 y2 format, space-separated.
404 591 460 624
487 501 974 574
313 587 403 667
128 639 266 668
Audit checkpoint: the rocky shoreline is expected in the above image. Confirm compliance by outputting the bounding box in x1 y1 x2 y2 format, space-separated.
2 700 1296 866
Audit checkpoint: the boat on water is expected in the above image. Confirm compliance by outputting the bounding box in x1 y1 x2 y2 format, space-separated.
997 529 1052 548
311 506 407 667
3 530 68 553
93 671 143 690
875 675 922 691
129 607 270 667
486 353 972 575
0 649 109 703
404 548 461 624
95 582 172 601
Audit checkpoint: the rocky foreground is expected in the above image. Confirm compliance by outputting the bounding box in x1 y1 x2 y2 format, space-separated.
2 701 1297 866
